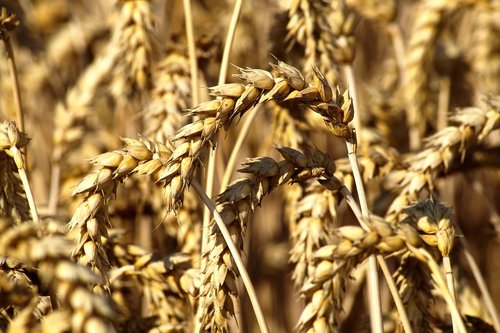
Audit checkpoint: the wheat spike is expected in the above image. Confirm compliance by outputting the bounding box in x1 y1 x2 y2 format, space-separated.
386 98 500 222
69 137 173 289
159 61 342 212
0 154 30 222
110 0 158 100
109 236 196 332
198 146 335 331
471 3 500 96
404 0 470 149
144 52 192 143
298 215 422 332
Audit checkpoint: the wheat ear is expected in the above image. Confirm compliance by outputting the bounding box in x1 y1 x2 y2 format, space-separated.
199 2 244 315
0 153 30 222
0 217 116 332
387 98 500 222
198 146 335 331
69 137 172 289
404 0 466 149
109 238 195 331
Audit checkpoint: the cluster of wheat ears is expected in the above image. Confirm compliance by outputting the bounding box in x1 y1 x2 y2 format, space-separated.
0 0 499 332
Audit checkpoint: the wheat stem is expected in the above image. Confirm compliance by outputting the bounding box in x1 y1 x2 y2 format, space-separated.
409 245 467 333
201 0 243 267
192 179 270 333
443 255 458 332
182 0 199 107
343 66 363 140
10 147 39 224
220 107 259 191
219 0 243 85
456 222 500 332
437 77 451 130
344 138 383 333
1 35 24 133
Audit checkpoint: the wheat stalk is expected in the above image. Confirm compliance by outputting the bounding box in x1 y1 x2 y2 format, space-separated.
0 8 24 133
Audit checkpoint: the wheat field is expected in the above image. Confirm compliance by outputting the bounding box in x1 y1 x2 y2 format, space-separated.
0 0 499 332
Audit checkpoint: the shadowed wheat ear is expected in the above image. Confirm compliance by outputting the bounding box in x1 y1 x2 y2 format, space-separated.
386 98 500 222
109 238 196 331
392 199 456 333
198 146 335 332
144 52 192 143
110 0 158 101
471 2 500 97
404 0 475 149
49 40 120 214
0 217 116 332
285 0 342 83
0 153 30 222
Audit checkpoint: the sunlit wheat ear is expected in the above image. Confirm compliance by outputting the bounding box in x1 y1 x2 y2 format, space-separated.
298 216 422 332
403 199 455 257
198 146 335 332
159 61 336 212
386 99 500 222
69 137 172 290
0 217 116 332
